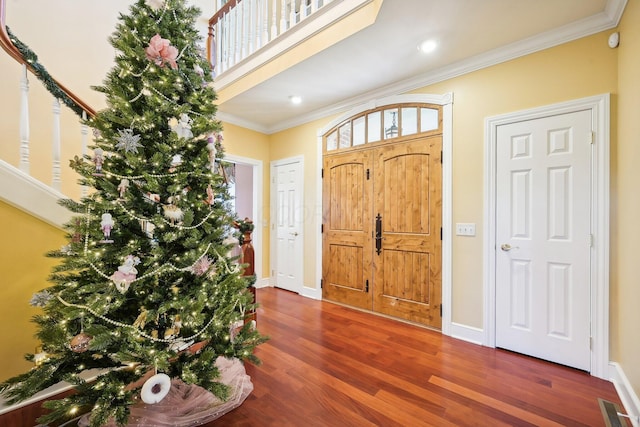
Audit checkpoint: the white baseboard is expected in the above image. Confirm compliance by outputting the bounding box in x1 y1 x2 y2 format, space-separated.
609 362 640 426
300 285 322 300
448 322 484 346
253 277 271 288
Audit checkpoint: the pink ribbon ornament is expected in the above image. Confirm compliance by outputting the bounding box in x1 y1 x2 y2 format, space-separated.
145 34 178 69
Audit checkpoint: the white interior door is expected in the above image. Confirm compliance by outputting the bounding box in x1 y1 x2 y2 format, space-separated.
274 160 303 293
495 110 591 371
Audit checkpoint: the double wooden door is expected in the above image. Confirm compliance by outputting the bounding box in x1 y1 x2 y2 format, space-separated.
322 136 442 328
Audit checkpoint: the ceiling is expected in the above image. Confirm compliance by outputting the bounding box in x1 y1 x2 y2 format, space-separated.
215 0 625 133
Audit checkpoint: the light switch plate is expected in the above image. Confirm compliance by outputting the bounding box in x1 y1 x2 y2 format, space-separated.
456 223 476 236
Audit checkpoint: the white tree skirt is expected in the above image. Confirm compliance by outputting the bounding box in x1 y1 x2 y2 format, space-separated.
79 357 253 427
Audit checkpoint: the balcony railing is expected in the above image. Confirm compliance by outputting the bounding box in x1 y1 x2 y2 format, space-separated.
208 0 332 76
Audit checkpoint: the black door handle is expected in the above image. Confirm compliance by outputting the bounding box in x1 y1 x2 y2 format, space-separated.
375 213 382 255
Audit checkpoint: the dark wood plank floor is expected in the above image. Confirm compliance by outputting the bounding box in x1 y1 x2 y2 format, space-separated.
206 287 624 427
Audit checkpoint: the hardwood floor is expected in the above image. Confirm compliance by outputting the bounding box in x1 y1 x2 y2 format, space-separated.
206 287 624 427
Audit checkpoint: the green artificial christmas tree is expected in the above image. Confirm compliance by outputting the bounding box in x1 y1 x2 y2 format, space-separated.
0 1 265 425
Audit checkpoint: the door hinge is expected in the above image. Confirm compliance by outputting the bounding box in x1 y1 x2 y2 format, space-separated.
321 168 324 178
440 305 442 317
365 279 369 293
589 131 595 145
440 227 443 240
320 279 323 289
366 168 370 180
321 224 324 233
589 336 593 350
589 234 594 247
441 150 443 164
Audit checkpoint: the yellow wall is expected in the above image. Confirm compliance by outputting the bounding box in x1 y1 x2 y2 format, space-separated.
221 122 272 280
614 0 640 397
0 201 66 381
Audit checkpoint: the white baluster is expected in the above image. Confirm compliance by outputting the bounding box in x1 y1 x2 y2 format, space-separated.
220 14 228 72
271 0 278 40
262 0 270 45
19 64 30 174
251 0 259 52
51 98 61 191
279 0 287 34
311 0 318 14
252 0 258 54
289 0 296 27
228 10 235 68
301 0 308 20
240 0 247 60
234 5 242 64
80 111 88 197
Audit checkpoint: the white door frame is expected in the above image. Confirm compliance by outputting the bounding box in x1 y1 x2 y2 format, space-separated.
316 93 454 334
484 94 610 379
270 155 304 292
225 153 264 284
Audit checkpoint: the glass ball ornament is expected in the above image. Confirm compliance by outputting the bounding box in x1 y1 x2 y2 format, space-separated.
70 332 93 353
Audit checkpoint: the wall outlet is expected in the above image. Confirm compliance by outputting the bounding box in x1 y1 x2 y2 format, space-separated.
456 223 476 236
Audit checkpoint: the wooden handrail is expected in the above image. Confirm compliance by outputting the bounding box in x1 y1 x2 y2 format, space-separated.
0 0 96 118
208 0 242 27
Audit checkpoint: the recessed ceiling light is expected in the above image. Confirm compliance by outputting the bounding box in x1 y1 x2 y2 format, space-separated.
289 95 302 105
418 40 437 54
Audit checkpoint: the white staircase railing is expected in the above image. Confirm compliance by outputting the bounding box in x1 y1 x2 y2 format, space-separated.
208 0 332 76
0 0 95 221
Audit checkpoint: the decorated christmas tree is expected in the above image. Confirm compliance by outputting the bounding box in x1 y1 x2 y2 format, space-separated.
0 1 265 425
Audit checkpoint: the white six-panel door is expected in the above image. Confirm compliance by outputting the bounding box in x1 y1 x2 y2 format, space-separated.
495 110 591 370
274 160 303 293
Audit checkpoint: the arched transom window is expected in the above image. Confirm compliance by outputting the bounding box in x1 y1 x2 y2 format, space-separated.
324 103 442 152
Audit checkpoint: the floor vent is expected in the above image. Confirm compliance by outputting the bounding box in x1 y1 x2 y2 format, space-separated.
599 398 630 427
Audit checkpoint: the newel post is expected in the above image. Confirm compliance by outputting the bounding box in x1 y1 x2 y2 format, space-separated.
234 218 256 322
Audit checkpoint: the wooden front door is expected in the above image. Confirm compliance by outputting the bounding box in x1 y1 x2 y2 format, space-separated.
373 137 442 328
322 150 374 310
323 136 442 329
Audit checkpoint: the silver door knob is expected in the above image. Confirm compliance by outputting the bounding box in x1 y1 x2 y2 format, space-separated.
500 243 518 251
290 232 299 236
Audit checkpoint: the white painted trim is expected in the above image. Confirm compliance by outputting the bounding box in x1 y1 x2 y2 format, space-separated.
269 155 305 294
449 322 484 346
316 126 324 297
609 362 640 426
316 93 454 335
225 153 264 281
254 277 271 289
484 94 610 379
0 159 72 228
301 285 322 300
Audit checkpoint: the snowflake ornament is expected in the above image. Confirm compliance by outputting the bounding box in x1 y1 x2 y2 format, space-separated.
192 256 214 276
115 128 143 153
30 290 53 307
